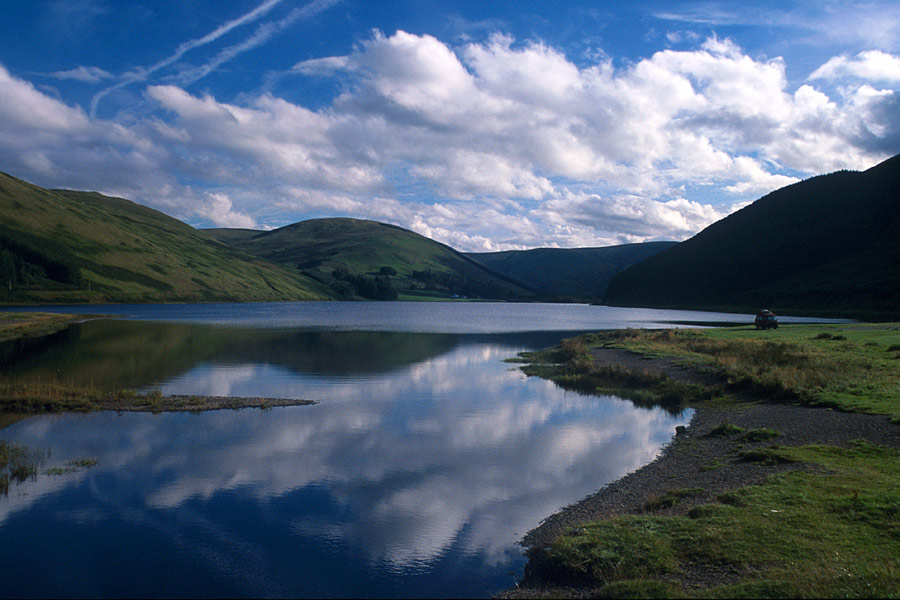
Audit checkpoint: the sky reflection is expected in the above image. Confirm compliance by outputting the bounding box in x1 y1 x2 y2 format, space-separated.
0 324 690 598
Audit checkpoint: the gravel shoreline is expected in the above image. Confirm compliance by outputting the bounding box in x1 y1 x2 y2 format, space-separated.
503 347 900 597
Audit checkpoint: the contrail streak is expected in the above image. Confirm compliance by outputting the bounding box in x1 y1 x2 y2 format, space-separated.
173 0 342 87
90 0 286 116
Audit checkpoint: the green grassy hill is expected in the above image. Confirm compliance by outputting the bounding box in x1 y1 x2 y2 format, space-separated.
466 242 676 300
0 172 329 303
603 154 900 319
207 218 536 300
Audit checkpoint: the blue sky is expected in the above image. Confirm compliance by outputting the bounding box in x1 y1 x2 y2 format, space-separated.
1 1 899 250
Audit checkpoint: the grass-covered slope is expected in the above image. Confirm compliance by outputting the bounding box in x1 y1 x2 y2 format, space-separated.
207 218 536 300
467 242 676 299
604 154 900 319
0 172 328 303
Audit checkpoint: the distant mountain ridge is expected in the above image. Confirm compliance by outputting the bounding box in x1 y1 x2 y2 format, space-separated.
604 153 900 319
466 242 677 299
5 154 897 315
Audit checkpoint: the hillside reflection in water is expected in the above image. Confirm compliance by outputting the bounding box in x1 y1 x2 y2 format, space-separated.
0 319 690 598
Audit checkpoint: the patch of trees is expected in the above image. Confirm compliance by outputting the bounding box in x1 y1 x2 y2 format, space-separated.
0 228 82 289
330 268 398 300
412 269 512 298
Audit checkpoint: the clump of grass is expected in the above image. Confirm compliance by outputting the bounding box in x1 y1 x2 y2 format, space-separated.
559 337 589 362
43 457 99 476
702 458 726 471
644 487 705 511
599 328 644 342
743 428 781 442
0 382 99 412
738 446 796 465
542 516 677 584
813 332 846 341
0 440 46 496
687 504 726 519
705 422 744 437
716 490 751 507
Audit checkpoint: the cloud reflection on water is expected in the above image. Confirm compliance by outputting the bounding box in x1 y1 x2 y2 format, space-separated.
0 331 690 596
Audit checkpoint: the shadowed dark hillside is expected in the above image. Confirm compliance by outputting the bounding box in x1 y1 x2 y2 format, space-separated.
604 154 900 319
207 218 536 301
466 242 676 300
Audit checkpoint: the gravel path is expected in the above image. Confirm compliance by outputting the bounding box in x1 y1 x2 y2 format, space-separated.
504 347 900 597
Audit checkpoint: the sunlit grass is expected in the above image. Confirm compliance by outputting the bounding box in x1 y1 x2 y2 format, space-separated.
541 442 900 598
584 323 900 420
515 323 900 597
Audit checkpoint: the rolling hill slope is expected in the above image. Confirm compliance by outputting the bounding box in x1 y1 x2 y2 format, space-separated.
0 172 328 303
466 242 677 299
603 154 900 318
206 218 536 300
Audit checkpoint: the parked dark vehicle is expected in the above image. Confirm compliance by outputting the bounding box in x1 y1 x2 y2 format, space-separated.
755 310 778 329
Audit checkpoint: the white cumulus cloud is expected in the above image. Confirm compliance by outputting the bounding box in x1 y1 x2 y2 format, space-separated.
1 29 899 250
810 50 900 83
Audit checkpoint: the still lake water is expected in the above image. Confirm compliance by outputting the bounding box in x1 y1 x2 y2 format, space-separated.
0 303 838 598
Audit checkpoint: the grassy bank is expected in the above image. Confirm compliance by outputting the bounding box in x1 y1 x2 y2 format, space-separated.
513 323 900 598
540 441 900 598
518 323 900 420
0 382 316 413
599 324 900 419
0 312 93 343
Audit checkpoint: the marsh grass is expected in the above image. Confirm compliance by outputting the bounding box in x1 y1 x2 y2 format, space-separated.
0 381 99 412
519 336 714 413
0 439 46 496
590 324 900 419
0 312 86 343
43 457 99 476
542 442 900 598
0 382 315 413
